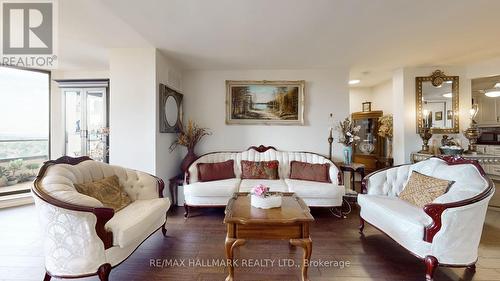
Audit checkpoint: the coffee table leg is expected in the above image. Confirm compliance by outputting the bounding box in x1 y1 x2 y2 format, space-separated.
225 237 245 281
290 238 312 281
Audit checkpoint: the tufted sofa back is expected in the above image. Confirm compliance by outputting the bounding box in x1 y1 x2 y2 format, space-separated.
367 157 489 203
187 149 339 184
39 160 159 207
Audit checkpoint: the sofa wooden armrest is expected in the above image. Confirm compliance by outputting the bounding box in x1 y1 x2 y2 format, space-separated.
423 179 494 243
33 156 116 249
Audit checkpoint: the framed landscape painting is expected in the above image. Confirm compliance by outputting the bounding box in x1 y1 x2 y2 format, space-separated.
226 80 305 125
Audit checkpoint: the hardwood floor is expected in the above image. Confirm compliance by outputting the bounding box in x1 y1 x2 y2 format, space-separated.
1 204 500 281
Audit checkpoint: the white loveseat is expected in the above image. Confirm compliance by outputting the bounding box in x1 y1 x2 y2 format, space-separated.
183 146 344 217
358 156 495 281
32 156 170 281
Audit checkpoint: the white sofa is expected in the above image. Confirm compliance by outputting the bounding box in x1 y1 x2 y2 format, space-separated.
32 156 170 281
358 156 495 281
183 145 344 217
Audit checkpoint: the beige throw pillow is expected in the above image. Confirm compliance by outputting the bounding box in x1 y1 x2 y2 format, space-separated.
399 171 454 208
74 175 132 212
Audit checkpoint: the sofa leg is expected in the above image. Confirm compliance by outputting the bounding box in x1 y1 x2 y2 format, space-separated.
466 263 476 272
184 203 190 219
359 217 365 234
161 214 167 237
43 272 51 281
424 255 438 281
97 263 112 281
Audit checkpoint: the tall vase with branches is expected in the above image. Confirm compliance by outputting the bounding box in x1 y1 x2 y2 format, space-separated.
170 119 210 172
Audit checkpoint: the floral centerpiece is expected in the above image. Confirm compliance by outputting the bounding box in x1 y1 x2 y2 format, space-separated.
250 184 282 209
169 119 210 172
378 114 393 158
337 117 361 164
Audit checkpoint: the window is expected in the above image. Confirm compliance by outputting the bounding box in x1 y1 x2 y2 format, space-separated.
0 67 50 196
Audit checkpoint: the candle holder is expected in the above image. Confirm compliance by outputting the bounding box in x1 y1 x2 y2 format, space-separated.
328 130 334 160
418 127 433 154
464 105 480 155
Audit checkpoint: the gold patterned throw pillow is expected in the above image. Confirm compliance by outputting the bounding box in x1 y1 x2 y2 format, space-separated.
399 171 454 208
74 175 132 212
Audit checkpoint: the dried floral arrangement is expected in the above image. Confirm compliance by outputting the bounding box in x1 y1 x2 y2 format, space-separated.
337 117 361 146
378 115 393 139
169 119 210 152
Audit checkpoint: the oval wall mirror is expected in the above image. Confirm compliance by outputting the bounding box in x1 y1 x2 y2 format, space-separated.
165 95 179 126
159 84 183 133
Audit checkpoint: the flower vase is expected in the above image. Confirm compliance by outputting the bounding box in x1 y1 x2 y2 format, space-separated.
343 145 353 165
180 148 197 172
251 194 282 209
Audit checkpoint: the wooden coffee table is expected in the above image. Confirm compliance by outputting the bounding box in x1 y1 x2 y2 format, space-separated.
223 192 314 281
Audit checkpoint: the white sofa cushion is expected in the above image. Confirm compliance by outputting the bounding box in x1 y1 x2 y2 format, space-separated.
106 198 169 248
358 194 432 257
285 179 344 199
41 160 160 204
239 179 289 192
184 178 240 197
408 158 489 204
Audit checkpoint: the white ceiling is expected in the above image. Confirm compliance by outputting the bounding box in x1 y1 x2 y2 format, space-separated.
58 0 500 86
472 75 500 97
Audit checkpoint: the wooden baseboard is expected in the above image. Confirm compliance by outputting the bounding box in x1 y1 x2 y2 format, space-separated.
0 193 34 209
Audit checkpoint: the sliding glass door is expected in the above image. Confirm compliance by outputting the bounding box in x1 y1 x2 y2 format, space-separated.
64 88 108 162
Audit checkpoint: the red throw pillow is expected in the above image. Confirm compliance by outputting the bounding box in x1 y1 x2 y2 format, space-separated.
241 160 279 180
289 161 331 183
197 160 236 182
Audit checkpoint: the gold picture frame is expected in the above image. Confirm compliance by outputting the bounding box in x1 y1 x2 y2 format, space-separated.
225 80 305 125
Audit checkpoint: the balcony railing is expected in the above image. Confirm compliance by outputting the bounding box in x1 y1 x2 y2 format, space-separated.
0 139 49 196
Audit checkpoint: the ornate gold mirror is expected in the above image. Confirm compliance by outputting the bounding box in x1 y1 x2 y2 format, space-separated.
416 70 459 133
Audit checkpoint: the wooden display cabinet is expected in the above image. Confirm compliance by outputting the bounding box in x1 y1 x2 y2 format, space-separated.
351 110 392 174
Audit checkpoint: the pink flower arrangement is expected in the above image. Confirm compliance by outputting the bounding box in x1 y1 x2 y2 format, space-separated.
251 184 270 198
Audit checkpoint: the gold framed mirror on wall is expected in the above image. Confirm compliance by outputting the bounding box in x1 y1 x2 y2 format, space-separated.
416 70 459 134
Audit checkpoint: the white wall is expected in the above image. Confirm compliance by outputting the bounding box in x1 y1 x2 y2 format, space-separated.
109 48 157 173
108 48 182 200
182 68 349 161
349 80 393 114
349 87 371 113
50 70 109 159
392 66 470 164
371 80 393 114
155 50 184 184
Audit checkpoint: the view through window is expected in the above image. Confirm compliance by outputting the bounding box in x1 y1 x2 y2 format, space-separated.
0 67 50 196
